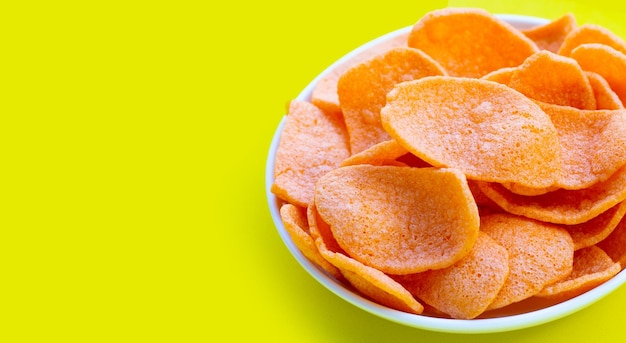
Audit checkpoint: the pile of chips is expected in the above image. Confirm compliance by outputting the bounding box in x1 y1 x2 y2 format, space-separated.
271 7 626 319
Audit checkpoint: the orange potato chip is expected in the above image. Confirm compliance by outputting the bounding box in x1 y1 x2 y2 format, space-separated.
537 102 626 190
585 71 624 110
558 23 626 57
407 8 538 77
563 201 626 250
395 232 509 319
478 165 626 225
337 47 445 154
597 215 626 267
570 43 626 105
340 139 408 167
271 100 350 207
506 51 596 109
280 204 342 279
314 165 479 275
381 76 562 189
311 31 410 117
521 13 577 53
481 67 516 84
480 214 574 310
536 246 621 302
307 202 346 256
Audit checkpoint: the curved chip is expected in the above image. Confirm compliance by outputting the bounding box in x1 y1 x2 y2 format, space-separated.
381 76 561 189
570 43 626 106
271 100 350 207
407 7 538 77
337 47 445 154
521 13 577 53
314 165 479 275
586 71 624 110
536 246 621 302
340 140 409 167
558 23 626 57
481 67 516 84
481 214 574 310
396 232 509 319
478 165 626 225
564 201 626 250
597 215 626 267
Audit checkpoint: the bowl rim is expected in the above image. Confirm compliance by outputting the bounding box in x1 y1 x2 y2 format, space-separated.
265 14 626 334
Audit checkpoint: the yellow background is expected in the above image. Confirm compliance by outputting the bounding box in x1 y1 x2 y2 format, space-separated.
2 0 626 341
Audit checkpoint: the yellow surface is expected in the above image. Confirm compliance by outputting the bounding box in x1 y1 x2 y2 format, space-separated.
2 0 626 342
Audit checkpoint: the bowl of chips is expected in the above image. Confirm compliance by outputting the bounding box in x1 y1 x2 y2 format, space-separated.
266 8 626 333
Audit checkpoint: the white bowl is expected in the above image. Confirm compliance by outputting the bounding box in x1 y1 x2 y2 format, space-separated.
265 14 626 333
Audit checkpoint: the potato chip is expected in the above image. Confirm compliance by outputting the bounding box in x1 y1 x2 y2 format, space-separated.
271 100 350 207
585 71 624 110
480 214 574 310
307 202 346 256
280 204 342 279
337 47 445 154
570 43 626 105
597 215 626 266
507 51 596 109
521 13 577 53
340 140 408 167
564 201 626 250
381 76 561 189
481 67 516 84
395 232 509 319
536 246 621 302
311 31 410 117
407 8 538 77
314 165 479 275
537 102 626 190
478 165 626 225
558 23 626 57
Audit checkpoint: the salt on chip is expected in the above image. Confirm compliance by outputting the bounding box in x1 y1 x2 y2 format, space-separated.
311 31 410 117
570 43 626 106
480 214 574 310
521 13 577 53
597 215 626 267
314 165 479 275
280 204 342 279
340 139 408 167
558 23 626 57
563 201 626 250
407 7 538 78
271 100 350 207
478 165 626 225
337 47 446 154
586 71 624 110
395 232 509 319
536 246 621 302
381 76 561 189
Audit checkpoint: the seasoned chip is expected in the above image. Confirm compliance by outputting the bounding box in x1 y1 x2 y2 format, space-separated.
481 67 516 84
570 43 626 105
340 140 408 167
314 165 479 275
558 23 626 57
507 51 596 109
478 165 626 225
337 47 445 154
395 232 509 319
563 201 626 250
311 31 410 117
271 100 350 207
381 76 561 189
585 71 624 110
280 204 342 279
480 214 574 310
597 215 626 266
407 8 538 77
536 246 621 302
522 13 577 53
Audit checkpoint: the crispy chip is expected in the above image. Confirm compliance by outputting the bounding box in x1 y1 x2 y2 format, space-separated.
481 67 516 84
507 51 596 109
280 204 342 279
597 215 626 267
536 246 621 301
381 76 561 189
395 232 509 319
522 13 577 53
537 102 626 189
314 165 479 275
478 165 626 225
271 100 350 207
586 71 624 110
407 8 538 77
337 47 445 154
563 201 626 250
340 140 408 167
558 23 626 57
311 31 410 117
570 43 626 105
481 214 574 310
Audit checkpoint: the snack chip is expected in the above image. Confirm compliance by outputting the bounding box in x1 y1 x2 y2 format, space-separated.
558 23 626 57
340 139 408 167
563 201 626 250
597 214 626 266
585 71 624 110
521 13 577 53
570 43 626 106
